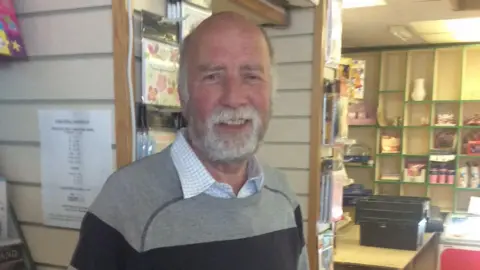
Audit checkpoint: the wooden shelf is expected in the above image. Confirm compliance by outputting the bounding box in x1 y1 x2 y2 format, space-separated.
345 45 480 212
379 90 404 93
345 164 375 169
375 180 401 184
348 125 377 128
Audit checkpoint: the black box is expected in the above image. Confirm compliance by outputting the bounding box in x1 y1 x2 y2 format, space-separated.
359 218 426 250
356 195 430 223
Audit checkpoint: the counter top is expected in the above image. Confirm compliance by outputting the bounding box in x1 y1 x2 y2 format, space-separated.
334 225 435 269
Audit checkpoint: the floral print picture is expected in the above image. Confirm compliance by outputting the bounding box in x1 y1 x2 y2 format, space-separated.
142 39 180 107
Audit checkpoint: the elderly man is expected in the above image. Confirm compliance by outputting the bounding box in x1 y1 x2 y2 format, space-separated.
69 11 308 270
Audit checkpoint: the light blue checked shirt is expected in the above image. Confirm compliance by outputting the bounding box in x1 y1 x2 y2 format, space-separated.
170 129 264 199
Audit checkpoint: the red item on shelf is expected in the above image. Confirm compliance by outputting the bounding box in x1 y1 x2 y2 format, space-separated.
467 141 480 156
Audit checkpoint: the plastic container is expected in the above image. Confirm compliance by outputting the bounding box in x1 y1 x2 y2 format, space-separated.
447 170 455 185
430 168 438 184
438 168 447 184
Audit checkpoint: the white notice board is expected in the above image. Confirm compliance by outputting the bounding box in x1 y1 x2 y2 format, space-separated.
38 110 113 229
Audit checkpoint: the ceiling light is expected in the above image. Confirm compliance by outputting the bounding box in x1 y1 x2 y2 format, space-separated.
389 25 413 41
410 18 480 42
342 0 387 9
444 18 480 42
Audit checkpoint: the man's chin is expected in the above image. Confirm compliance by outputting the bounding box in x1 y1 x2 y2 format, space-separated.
205 138 259 161
208 148 256 163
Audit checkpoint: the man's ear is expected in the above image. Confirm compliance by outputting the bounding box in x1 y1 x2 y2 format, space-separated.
181 103 189 122
180 106 189 128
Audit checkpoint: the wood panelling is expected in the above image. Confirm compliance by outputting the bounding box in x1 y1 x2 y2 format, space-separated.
19 8 113 56
258 144 310 169
276 63 313 90
282 169 309 195
0 104 115 142
229 0 287 25
0 144 42 184
15 0 112 14
8 184 43 224
264 118 310 143
264 8 314 37
262 7 315 238
272 91 311 116
0 57 114 100
22 225 78 266
0 145 117 185
0 2 114 268
270 35 313 63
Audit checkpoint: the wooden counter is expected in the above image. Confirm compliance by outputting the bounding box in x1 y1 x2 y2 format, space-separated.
334 225 438 270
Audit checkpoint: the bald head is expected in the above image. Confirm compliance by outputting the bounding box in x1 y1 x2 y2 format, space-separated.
184 12 274 63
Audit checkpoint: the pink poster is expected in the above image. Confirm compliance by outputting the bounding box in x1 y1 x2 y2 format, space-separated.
0 0 27 58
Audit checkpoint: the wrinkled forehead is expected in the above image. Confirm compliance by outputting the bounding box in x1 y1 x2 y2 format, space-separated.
184 14 274 65
198 30 268 62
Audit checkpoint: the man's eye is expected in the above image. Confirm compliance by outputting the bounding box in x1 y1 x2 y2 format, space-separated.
203 73 220 82
244 74 261 81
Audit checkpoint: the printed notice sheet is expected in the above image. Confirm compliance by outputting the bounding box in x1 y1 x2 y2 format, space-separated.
38 110 113 229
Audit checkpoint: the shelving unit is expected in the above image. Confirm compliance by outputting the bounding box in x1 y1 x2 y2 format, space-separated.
345 45 480 213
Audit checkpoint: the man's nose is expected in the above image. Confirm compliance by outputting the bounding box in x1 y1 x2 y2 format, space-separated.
220 77 248 108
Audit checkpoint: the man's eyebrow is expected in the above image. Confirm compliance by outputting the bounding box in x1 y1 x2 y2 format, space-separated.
197 64 225 72
240 64 265 73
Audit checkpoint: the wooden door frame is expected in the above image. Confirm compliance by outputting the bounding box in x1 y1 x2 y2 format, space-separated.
112 0 135 169
307 1 328 268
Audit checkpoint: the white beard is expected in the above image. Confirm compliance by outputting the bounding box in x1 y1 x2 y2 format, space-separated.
190 106 264 163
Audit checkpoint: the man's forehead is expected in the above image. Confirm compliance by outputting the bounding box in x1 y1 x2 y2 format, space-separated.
197 63 266 72
190 19 264 48
181 12 274 65
193 12 260 34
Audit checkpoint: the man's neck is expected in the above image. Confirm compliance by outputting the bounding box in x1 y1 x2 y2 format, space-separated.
202 159 248 194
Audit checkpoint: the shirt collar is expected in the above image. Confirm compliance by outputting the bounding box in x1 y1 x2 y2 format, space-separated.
170 129 264 199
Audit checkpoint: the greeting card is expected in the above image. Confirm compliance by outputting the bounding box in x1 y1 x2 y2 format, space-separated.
141 11 181 107
142 39 180 107
0 0 26 59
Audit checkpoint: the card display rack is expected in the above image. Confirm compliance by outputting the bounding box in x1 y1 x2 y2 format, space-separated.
344 45 480 213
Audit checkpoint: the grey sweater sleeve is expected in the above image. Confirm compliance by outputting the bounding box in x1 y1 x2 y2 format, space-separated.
298 246 310 270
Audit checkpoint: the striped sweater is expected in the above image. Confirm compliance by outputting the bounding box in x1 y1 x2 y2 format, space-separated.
69 147 309 270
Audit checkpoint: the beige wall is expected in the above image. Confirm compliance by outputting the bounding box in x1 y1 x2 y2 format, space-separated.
261 8 315 239
0 1 113 268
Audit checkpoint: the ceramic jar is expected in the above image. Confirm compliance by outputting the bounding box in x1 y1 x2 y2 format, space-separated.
411 78 426 101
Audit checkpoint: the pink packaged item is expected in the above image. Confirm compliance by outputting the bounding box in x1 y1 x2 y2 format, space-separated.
437 167 445 184
430 168 438 184
447 175 455 185
0 0 27 59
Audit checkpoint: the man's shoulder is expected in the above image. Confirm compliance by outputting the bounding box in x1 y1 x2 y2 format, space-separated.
261 163 299 208
88 148 183 234
101 148 181 197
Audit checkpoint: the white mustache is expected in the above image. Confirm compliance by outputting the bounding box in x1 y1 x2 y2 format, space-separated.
210 106 259 124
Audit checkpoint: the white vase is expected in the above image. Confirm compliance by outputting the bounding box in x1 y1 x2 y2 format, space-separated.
411 78 426 101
